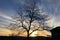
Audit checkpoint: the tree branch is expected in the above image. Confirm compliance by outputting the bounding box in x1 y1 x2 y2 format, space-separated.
29 29 38 35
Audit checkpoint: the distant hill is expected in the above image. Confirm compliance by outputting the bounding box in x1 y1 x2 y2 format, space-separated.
50 26 60 40
50 26 60 34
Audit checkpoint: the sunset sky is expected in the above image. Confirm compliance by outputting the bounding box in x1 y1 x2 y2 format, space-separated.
0 0 60 36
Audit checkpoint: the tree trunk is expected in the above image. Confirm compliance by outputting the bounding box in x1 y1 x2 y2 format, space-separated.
27 20 32 40
27 30 29 37
27 30 30 40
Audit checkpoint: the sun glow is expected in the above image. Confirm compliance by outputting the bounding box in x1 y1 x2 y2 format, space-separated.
30 31 37 37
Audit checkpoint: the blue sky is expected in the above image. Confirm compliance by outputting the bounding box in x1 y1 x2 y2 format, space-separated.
0 0 60 28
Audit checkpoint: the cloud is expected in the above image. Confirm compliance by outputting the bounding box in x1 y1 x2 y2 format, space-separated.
40 0 60 28
0 14 12 20
47 16 60 28
0 0 60 29
0 13 17 24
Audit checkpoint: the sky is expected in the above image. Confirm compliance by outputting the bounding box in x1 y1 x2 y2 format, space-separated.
0 28 51 37
0 0 60 29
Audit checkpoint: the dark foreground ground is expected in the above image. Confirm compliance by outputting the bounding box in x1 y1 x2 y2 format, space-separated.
0 36 52 40
0 36 59 40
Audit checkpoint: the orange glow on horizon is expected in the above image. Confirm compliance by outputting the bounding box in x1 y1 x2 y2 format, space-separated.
0 28 51 37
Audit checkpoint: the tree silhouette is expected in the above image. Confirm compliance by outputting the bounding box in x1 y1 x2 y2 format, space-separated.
13 0 50 38
24 0 50 37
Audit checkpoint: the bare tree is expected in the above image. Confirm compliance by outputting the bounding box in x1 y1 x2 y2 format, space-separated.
23 0 50 37
12 0 50 38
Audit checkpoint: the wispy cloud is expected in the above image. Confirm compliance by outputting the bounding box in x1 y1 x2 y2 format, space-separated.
0 0 60 28
0 13 17 23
